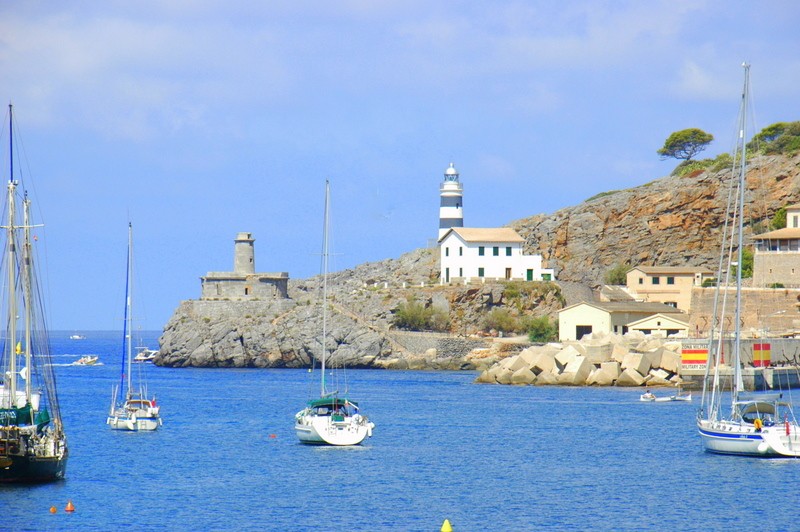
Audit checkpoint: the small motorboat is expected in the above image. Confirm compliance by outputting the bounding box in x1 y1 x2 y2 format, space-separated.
74 355 99 366
133 347 157 363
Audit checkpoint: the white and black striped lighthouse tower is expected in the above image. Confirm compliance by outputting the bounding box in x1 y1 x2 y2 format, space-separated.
438 162 464 239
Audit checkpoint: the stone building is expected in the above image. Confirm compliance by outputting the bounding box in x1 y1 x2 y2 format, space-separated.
200 232 289 300
752 203 800 287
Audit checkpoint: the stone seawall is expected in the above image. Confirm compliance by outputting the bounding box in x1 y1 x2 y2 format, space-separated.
388 331 491 358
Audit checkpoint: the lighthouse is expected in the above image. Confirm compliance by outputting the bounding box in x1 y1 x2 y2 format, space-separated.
233 232 255 274
438 162 463 239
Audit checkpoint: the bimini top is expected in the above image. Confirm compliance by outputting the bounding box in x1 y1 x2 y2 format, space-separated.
307 397 359 409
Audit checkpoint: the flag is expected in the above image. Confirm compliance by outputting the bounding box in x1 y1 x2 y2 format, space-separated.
15 342 21 355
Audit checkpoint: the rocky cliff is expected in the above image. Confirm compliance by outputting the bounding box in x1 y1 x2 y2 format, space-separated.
512 153 800 285
157 153 800 368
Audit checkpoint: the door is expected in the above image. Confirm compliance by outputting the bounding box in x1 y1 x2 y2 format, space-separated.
505 268 511 280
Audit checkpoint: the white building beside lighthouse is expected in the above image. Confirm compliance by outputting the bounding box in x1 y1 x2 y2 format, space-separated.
436 162 555 284
438 162 464 239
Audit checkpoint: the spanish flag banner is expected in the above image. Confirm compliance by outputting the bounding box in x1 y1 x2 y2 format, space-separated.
753 343 771 368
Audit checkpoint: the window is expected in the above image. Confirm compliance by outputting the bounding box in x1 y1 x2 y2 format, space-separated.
478 267 484 277
638 278 644 285
459 247 463 256
493 246 499 256
652 277 660 285
445 247 449 257
667 277 675 285
542 273 551 281
506 246 512 256
479 246 485 256
665 302 677 308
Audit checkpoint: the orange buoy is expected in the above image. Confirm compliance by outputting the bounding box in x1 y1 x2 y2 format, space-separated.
49 506 57 514
65 500 75 513
269 434 277 439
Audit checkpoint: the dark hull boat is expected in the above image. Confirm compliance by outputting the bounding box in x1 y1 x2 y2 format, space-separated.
0 104 68 482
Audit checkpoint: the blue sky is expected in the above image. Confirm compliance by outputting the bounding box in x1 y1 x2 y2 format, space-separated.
1 1 799 330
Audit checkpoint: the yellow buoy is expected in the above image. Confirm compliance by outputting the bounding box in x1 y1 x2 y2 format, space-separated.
441 518 453 532
65 500 75 513
49 506 57 514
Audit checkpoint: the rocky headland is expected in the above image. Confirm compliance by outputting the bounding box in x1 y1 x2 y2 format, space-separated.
156 152 800 369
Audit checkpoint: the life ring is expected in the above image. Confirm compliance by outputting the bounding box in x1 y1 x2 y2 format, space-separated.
754 418 763 431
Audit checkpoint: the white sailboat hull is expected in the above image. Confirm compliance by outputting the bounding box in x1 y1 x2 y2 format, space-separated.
294 411 373 446
698 419 800 457
107 414 162 432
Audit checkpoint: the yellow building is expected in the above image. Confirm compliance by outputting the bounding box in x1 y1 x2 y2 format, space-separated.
625 266 714 312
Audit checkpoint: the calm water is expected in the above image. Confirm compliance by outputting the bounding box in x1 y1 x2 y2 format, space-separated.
2 331 800 531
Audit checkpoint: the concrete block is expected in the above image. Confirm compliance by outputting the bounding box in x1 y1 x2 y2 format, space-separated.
616 368 646 386
601 361 621 379
555 344 581 368
583 341 613 364
558 355 593 385
535 371 559 385
611 343 629 364
474 370 496 384
660 351 681 374
621 352 651 375
647 373 671 386
643 349 663 370
495 367 514 385
510 367 537 385
505 355 530 373
590 368 615 386
649 368 670 381
531 352 556 375
518 348 539 367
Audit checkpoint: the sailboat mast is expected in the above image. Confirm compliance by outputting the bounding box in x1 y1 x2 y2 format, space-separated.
22 194 33 404
6 104 17 407
733 63 750 398
126 222 133 395
320 180 330 397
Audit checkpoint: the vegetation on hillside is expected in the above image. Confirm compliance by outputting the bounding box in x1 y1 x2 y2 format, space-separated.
747 121 800 156
658 128 714 161
392 298 449 332
604 263 629 285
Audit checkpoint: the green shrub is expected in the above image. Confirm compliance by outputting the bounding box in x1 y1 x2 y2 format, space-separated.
483 308 520 333
769 283 785 289
605 263 629 285
393 299 449 332
526 316 558 343
701 278 718 287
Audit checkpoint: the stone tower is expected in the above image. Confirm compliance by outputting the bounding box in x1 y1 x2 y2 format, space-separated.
234 232 255 274
438 162 464 239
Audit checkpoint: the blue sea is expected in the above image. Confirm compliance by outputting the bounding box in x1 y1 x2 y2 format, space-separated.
2 331 800 531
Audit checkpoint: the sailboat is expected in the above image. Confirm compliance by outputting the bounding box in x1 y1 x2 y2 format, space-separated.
696 64 800 456
0 104 68 482
107 223 162 431
294 181 375 446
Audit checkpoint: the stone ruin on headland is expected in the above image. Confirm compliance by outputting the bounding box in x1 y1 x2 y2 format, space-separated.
474 330 684 387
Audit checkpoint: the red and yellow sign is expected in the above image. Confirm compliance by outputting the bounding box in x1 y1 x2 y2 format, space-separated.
753 343 771 367
681 346 708 370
